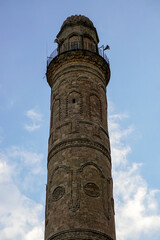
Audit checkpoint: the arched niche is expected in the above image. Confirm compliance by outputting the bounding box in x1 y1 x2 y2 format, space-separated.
89 94 102 122
69 34 80 50
83 35 96 52
51 99 61 127
66 91 82 116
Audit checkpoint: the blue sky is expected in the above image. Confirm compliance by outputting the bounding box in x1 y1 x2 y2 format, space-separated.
0 0 160 239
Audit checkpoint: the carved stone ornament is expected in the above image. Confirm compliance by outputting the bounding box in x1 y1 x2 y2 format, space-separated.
52 186 65 202
83 182 100 197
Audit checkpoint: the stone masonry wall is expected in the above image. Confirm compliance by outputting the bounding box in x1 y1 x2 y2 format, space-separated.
45 49 116 240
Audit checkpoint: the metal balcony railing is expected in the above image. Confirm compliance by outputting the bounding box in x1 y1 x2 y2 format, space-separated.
47 49 58 65
98 48 109 64
47 47 109 66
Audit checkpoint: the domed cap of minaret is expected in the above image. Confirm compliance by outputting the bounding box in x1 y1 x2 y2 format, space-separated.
61 15 94 31
57 15 99 43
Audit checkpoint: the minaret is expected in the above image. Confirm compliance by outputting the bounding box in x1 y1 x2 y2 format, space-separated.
45 15 116 240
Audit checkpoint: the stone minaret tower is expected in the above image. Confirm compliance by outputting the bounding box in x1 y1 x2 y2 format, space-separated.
45 15 116 240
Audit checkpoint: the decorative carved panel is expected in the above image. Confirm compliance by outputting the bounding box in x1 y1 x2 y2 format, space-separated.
66 91 82 116
89 94 102 122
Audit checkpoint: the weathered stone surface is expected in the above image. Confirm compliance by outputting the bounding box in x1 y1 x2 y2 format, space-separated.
48 229 114 240
45 15 116 240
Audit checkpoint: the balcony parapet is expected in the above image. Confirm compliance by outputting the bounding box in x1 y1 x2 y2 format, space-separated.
47 47 109 66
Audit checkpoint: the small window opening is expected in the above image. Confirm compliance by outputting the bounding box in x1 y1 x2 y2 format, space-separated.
72 99 76 104
71 42 78 50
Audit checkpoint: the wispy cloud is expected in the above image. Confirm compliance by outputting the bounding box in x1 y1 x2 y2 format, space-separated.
7 146 44 175
24 109 42 132
109 107 160 240
0 147 44 240
109 112 133 167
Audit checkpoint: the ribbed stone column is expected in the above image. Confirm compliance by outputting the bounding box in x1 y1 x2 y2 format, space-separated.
45 15 116 240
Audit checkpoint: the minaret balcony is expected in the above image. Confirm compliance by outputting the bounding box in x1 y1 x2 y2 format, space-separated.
47 45 109 66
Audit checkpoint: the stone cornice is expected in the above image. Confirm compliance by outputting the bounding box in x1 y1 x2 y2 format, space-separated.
47 137 111 164
46 50 110 88
47 228 114 240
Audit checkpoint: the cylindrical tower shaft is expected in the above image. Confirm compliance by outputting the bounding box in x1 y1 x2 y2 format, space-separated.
45 15 116 240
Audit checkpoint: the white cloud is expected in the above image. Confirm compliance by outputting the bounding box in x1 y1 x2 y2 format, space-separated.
5 146 45 193
7 146 44 175
109 108 160 240
24 109 42 132
109 112 133 167
24 224 44 240
0 148 45 240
